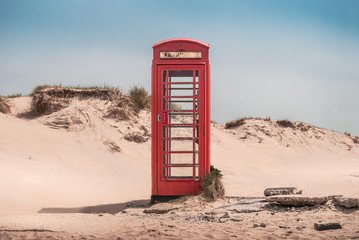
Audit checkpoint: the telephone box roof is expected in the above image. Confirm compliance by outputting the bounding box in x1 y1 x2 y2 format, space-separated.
153 38 210 48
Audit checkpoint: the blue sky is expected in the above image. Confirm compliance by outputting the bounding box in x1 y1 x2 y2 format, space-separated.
1 0 359 135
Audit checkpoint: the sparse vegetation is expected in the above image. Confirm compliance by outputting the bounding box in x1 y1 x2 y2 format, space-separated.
31 84 119 96
344 132 359 144
297 122 312 132
104 140 121 152
117 97 130 108
4 93 23 98
210 120 218 124
201 165 225 201
276 119 296 129
31 84 62 96
224 118 246 129
0 97 11 114
128 86 151 110
105 107 132 121
124 132 149 143
29 86 122 116
31 94 69 115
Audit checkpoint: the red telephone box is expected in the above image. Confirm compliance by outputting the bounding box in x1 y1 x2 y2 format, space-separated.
151 38 210 200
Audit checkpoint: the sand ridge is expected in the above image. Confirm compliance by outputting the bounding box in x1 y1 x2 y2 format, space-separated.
1 94 359 239
1 95 359 211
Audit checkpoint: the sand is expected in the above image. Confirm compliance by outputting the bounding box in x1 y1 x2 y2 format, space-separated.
0 95 359 239
1 197 359 239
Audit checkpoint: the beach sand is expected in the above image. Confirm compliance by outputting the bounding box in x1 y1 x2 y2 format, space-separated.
0 94 358 239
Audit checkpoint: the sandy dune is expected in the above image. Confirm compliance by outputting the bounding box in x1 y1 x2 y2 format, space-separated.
1 96 359 212
1 94 359 239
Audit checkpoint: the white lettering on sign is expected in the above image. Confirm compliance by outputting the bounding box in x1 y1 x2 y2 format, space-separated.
160 52 202 59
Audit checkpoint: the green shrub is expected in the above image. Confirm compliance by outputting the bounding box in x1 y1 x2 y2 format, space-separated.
128 86 151 110
201 165 225 201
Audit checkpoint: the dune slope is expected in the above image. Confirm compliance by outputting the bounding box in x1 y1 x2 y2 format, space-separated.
0 95 358 212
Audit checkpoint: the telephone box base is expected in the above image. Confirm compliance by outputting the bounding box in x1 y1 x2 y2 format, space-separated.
151 195 185 203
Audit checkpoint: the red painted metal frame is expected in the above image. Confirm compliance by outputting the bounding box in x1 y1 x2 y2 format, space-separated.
152 38 210 196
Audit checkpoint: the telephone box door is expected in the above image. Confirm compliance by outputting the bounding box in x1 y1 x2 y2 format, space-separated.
155 65 205 195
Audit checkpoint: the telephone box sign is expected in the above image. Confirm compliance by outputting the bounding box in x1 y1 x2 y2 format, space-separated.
160 51 202 59
151 38 211 201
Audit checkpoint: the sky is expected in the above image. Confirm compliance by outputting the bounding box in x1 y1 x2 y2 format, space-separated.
1 0 359 135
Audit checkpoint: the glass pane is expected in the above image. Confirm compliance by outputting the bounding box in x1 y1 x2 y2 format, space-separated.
169 167 193 179
169 126 193 138
169 84 195 97
163 98 167 110
194 141 199 153
169 153 193 165
163 126 167 138
170 140 193 152
169 113 194 124
163 167 167 179
169 70 193 83
163 153 167 165
169 99 193 110
163 70 167 82
163 71 167 97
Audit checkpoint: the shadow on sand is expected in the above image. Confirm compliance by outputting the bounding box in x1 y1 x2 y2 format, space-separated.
38 199 151 214
333 204 359 214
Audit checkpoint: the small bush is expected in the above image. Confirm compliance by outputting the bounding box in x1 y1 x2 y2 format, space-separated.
128 86 151 110
276 119 295 128
201 165 225 201
224 118 246 129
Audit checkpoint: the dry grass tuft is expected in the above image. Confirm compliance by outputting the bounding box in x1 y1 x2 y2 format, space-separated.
31 93 69 115
345 132 359 144
104 140 121 152
352 136 359 144
296 122 312 132
0 97 11 114
32 87 120 101
224 118 246 129
276 119 296 129
128 86 151 110
30 87 123 116
105 107 132 121
124 132 149 143
201 166 225 201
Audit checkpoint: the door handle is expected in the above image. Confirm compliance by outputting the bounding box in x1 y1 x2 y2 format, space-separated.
157 114 161 122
